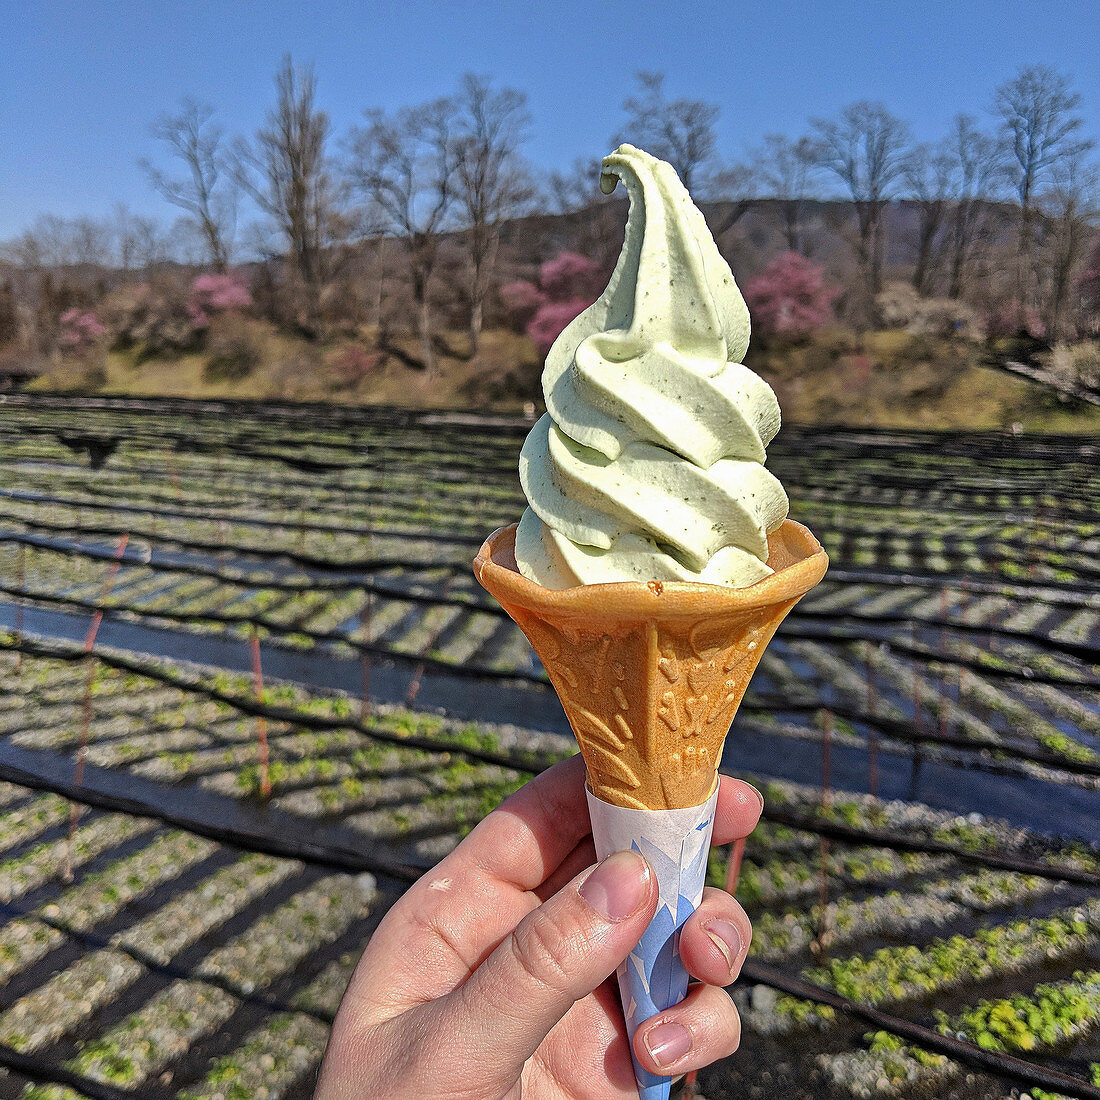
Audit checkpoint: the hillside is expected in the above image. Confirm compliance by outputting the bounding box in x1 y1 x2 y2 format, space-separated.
27 323 1100 433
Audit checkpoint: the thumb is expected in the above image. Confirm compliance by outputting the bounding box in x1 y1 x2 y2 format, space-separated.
436 849 655 1086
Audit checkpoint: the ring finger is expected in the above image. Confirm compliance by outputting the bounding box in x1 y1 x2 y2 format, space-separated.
632 982 741 1078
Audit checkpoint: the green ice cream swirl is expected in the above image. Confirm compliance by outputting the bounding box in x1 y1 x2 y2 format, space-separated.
515 144 788 589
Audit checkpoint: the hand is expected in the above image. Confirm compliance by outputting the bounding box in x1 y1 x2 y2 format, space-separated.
315 753 761 1099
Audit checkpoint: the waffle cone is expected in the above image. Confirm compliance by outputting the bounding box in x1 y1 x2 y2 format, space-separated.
474 520 828 810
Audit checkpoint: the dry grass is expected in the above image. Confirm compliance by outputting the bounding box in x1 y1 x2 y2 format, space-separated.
29 324 1100 431
31 325 542 412
749 328 1100 432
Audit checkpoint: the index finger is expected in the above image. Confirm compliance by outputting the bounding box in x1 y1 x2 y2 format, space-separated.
465 765 762 889
451 751 590 892
712 775 764 845
457 764 762 893
338 754 593 1016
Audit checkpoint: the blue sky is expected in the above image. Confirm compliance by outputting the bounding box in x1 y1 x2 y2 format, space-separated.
2 0 1098 240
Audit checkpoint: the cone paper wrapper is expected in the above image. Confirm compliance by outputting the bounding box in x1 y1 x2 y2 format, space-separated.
586 781 720 1100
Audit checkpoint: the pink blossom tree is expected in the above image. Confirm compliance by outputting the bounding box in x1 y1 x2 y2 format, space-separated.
501 251 606 357
527 299 595 357
537 251 606 301
743 252 838 336
331 344 383 388
498 280 543 331
187 272 253 327
57 309 107 356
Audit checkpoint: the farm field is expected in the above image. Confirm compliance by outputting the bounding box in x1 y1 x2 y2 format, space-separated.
0 392 1097 1099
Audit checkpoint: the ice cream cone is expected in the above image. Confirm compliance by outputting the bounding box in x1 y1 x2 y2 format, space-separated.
473 518 828 810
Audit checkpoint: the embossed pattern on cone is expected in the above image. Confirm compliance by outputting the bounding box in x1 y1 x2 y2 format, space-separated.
474 520 828 810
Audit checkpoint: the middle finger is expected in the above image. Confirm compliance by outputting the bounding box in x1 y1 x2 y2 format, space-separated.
678 886 752 988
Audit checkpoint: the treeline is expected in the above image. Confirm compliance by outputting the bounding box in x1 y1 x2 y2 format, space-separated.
1 59 1098 384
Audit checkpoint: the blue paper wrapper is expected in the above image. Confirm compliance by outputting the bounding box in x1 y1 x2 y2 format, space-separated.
586 783 720 1100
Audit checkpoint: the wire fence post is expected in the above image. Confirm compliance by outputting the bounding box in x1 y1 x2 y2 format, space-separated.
14 543 24 673
938 588 949 737
359 592 372 722
724 836 746 897
405 662 425 706
910 622 922 731
248 628 272 800
865 643 879 799
1025 497 1034 580
65 533 129 880
813 708 833 957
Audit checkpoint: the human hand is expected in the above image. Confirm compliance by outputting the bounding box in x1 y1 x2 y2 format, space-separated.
314 753 762 1099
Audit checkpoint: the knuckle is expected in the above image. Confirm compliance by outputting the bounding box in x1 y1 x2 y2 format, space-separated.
684 990 741 1059
509 907 579 998
714 996 742 1055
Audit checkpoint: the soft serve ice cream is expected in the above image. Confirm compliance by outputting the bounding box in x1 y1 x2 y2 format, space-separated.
515 144 788 590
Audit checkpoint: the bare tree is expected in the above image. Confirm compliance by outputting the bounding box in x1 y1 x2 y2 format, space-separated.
112 205 168 273
1039 150 1099 339
113 205 142 273
2 212 161 280
235 56 340 325
68 218 112 271
903 143 955 295
142 100 235 272
943 115 1004 299
615 72 718 194
0 232 41 273
705 160 758 253
0 225 49 354
811 100 911 302
44 219 75 268
994 65 1094 306
0 217 97 355
2 215 118 280
0 279 19 347
347 97 459 376
11 215 76 269
545 156 624 270
134 216 171 270
453 74 535 353
547 156 609 214
754 134 817 253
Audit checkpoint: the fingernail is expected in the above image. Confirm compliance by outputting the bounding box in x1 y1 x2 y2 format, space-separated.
703 919 744 974
579 850 650 922
643 1021 692 1068
746 783 764 813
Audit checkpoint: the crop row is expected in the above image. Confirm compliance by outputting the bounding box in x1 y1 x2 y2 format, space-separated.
822 972 1100 1099
748 868 1061 960
804 899 1100 1007
6 404 1098 530
5 538 1096 791
7 635 1098 883
6 476 1097 593
6 397 1094 491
